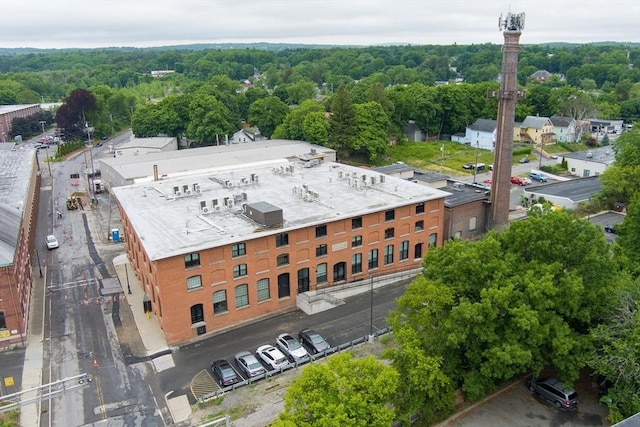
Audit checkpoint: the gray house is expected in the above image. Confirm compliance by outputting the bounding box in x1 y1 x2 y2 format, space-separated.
549 115 578 143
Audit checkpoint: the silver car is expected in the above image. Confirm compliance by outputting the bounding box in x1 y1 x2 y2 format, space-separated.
235 351 266 378
276 333 310 363
45 234 59 249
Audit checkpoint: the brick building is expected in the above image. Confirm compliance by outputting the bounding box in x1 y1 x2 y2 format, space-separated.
0 144 41 349
0 104 42 143
113 159 450 345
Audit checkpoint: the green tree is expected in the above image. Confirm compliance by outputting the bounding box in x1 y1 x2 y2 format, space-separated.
302 111 329 145
275 353 399 427
281 100 324 140
248 96 289 139
327 84 357 155
187 93 234 144
589 285 640 423
352 102 389 162
388 211 622 403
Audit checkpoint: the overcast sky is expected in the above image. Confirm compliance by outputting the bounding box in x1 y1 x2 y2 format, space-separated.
1 0 639 49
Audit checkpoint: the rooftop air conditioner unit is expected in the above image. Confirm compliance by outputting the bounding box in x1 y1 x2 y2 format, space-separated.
226 181 234 188
201 207 209 213
185 189 192 195
194 184 201 193
214 206 221 211
175 191 182 197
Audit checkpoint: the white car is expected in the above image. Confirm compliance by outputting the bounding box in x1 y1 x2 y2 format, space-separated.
256 345 290 370
276 333 310 363
45 234 59 249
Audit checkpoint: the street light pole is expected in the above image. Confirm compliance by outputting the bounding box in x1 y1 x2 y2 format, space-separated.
369 273 374 339
473 142 480 184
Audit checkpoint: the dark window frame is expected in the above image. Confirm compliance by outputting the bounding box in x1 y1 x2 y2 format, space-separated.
184 252 200 269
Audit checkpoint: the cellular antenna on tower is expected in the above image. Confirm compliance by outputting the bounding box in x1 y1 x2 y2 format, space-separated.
489 11 525 229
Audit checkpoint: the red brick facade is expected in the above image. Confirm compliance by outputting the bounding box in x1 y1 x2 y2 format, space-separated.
121 198 444 345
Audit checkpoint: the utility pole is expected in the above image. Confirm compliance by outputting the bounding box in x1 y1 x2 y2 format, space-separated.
489 12 525 229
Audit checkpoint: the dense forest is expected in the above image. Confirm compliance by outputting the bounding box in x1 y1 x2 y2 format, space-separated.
2 42 640 158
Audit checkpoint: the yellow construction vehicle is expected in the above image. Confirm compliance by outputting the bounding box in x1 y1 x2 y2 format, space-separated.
66 196 79 210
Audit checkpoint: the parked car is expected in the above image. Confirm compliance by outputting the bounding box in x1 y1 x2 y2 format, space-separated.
519 157 530 163
276 333 310 363
462 163 474 170
234 351 266 378
529 172 548 182
210 359 240 387
45 234 59 249
488 164 494 171
604 224 616 234
299 329 330 354
510 176 530 186
526 377 578 409
256 345 290 370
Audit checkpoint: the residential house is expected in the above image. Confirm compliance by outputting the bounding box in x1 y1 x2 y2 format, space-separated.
452 118 520 149
549 116 578 143
529 70 552 83
520 116 555 146
405 120 426 142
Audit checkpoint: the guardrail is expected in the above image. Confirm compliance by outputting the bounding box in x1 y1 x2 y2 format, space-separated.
197 327 392 403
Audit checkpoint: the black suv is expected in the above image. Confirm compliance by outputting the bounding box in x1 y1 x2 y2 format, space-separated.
527 377 578 409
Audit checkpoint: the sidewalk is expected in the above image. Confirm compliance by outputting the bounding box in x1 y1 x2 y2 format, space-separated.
112 254 192 423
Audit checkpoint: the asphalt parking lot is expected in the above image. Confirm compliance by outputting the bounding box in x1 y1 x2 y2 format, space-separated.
439 376 609 427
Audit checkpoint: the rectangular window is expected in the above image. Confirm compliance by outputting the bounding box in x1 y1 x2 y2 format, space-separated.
233 263 248 278
213 290 228 314
415 202 425 214
0 312 5 330
235 284 249 308
275 233 289 247
184 253 200 269
469 216 477 231
316 244 328 257
384 227 395 239
351 216 363 229
231 243 246 258
316 263 327 284
415 220 424 232
186 275 202 290
368 249 378 269
385 210 395 222
351 253 362 274
278 273 290 298
277 253 290 267
429 233 438 247
315 224 327 238
384 244 394 265
257 278 270 302
351 235 362 248
399 240 409 260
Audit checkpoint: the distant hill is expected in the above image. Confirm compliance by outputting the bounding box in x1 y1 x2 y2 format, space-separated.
1 41 638 56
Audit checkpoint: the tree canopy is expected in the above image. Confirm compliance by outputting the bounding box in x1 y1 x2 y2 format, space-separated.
274 353 399 427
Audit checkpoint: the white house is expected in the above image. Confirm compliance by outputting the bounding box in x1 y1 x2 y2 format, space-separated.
549 115 578 143
452 118 496 150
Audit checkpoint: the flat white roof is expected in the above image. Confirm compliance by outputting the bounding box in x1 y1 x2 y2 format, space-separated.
117 136 176 151
99 139 335 183
0 146 37 265
113 160 450 261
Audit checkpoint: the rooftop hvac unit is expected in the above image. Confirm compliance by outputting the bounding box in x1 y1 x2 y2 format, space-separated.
227 200 234 207
226 181 234 188
173 186 180 195
185 189 192 195
370 176 377 185
380 175 386 183
193 184 201 193
174 191 182 197
338 171 344 179
214 205 222 211
201 207 210 213
241 178 249 184
353 180 359 189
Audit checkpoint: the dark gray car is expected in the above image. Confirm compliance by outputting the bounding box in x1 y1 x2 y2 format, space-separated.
298 328 329 354
527 377 578 409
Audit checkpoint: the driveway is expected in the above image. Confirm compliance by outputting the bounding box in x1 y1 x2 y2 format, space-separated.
439 376 609 427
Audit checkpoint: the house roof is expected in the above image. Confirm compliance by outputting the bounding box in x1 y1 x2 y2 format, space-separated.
562 146 616 165
530 70 552 79
549 115 574 127
524 176 602 204
521 116 551 129
469 118 497 133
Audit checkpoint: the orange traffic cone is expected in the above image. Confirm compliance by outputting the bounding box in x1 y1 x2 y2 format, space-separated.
93 359 99 368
